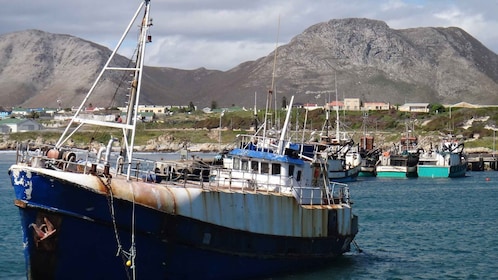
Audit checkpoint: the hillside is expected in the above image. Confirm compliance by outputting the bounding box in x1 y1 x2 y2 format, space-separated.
1 18 498 109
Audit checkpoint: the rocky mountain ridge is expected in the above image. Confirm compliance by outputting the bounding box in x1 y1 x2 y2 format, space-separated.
1 18 498 109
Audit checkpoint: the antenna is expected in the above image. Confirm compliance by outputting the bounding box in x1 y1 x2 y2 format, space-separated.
263 15 280 139
270 14 280 98
335 72 340 140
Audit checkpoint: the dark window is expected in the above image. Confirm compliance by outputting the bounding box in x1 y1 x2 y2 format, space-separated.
261 162 269 174
289 165 295 177
271 163 281 175
251 160 258 172
241 159 248 171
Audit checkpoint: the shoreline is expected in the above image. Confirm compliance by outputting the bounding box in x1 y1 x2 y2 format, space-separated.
1 136 494 154
0 139 233 153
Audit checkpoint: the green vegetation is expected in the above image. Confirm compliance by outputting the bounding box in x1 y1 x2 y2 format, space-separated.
7 105 498 151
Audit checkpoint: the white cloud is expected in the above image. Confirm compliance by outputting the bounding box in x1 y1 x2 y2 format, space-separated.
146 36 275 70
2 0 498 70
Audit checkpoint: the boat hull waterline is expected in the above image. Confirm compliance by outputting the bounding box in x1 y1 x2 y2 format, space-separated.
417 163 467 178
11 165 357 279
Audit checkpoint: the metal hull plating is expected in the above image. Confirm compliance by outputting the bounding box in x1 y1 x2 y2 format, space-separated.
10 166 356 280
417 136 467 178
328 164 361 183
417 163 467 178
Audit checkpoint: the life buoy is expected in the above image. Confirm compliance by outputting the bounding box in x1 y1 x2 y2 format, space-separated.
46 149 61 159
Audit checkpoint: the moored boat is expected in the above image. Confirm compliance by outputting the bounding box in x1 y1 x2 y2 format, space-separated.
358 134 380 177
8 2 359 279
376 150 419 178
301 135 361 183
417 135 467 178
376 126 420 178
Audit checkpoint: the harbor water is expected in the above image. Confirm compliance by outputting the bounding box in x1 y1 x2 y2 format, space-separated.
1 151 498 279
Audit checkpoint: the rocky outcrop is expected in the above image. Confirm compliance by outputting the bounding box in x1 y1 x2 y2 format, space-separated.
2 19 498 109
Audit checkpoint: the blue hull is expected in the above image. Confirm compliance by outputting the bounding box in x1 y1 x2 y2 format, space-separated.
328 166 361 183
11 169 355 280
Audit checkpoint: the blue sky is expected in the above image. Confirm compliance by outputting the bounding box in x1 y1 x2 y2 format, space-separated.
2 0 498 70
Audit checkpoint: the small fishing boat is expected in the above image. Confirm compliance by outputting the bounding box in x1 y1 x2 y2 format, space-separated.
417 135 467 178
8 1 359 279
376 123 421 178
376 135 420 178
358 134 380 177
307 135 362 183
302 80 362 183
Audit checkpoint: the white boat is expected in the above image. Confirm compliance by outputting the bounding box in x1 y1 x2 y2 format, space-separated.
376 134 420 178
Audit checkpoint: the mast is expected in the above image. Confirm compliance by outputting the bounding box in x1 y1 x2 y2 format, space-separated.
277 96 294 154
253 91 258 130
263 15 280 139
55 0 152 180
125 1 152 168
335 72 340 141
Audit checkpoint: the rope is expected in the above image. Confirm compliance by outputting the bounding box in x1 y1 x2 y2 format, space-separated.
352 240 363 253
102 175 135 280
129 181 137 280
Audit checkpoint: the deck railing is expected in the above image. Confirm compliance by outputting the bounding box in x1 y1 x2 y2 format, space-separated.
15 143 351 207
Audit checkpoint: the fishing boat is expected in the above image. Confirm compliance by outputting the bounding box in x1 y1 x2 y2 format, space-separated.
376 134 420 178
358 117 379 177
307 135 362 183
302 80 362 183
417 135 467 178
8 1 359 279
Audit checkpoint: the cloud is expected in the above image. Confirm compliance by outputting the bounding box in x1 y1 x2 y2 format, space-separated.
2 0 498 70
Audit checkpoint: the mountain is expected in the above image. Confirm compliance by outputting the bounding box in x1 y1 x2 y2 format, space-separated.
1 18 498 109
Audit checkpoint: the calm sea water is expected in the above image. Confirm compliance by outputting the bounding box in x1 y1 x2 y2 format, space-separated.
1 151 498 279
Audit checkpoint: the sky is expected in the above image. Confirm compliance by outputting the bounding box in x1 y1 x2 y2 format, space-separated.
2 0 498 71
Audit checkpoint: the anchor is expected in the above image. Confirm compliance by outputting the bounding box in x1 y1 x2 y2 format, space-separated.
30 217 57 241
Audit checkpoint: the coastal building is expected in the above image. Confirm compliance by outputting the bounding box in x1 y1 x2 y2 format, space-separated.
363 102 390 111
0 124 9 133
344 98 361 111
326 101 344 111
138 105 169 114
398 103 430 113
0 118 42 133
302 103 321 111
11 107 32 116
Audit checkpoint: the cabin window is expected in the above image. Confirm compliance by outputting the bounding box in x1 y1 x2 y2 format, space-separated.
296 170 302 181
288 165 295 177
251 160 259 172
261 162 269 174
272 163 281 175
233 158 240 169
241 159 248 171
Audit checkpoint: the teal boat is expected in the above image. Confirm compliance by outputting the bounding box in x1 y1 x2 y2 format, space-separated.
417 136 467 178
376 151 419 178
376 131 420 178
